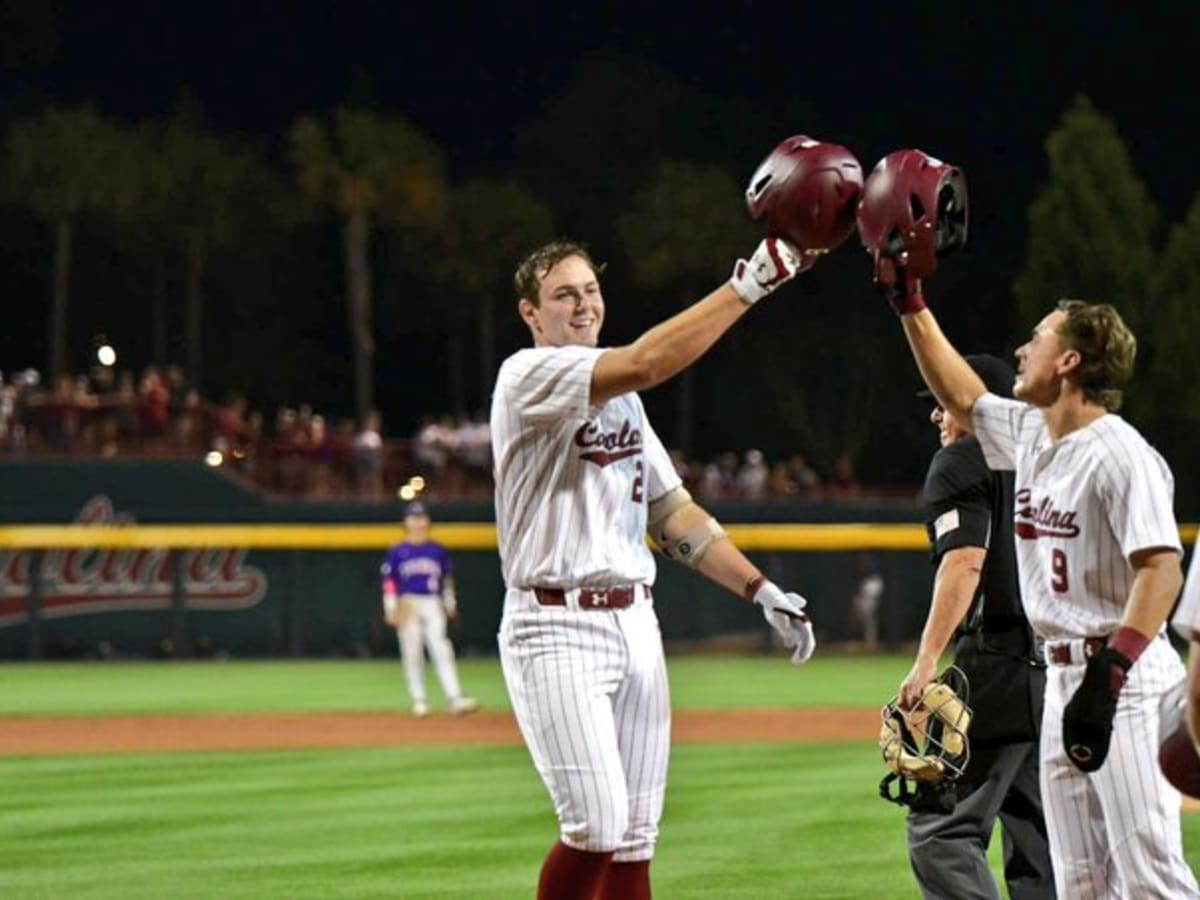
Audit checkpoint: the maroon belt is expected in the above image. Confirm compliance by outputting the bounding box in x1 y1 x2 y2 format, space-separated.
532 585 650 610
1046 636 1107 665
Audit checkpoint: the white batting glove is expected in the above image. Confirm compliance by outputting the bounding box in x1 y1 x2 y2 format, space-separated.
442 589 458 618
753 581 816 664
730 237 807 305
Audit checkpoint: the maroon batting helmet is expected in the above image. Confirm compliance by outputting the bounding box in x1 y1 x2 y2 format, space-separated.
745 135 864 253
856 150 968 280
1159 678 1200 799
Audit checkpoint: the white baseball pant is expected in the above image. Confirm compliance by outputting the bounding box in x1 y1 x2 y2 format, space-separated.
1040 636 1199 899
396 595 465 705
498 587 671 862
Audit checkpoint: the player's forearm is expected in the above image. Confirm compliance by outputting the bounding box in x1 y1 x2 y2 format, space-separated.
592 284 749 402
915 549 984 665
1122 550 1184 639
692 535 763 600
654 500 761 598
900 310 987 427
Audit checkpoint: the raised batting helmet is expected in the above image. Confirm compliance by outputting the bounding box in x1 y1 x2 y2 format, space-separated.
856 150 968 280
745 135 863 254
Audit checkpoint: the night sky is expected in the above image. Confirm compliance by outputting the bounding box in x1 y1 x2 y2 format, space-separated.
4 1 1200 477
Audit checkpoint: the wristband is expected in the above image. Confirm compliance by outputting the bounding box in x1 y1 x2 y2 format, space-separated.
1109 626 1151 665
744 574 768 603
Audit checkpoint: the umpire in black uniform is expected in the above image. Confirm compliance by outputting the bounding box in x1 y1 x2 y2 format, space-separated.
898 354 1055 900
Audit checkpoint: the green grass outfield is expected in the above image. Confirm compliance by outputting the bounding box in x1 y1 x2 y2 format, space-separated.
0 655 911 717
2 655 1200 899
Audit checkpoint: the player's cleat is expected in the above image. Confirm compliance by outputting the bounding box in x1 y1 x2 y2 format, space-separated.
451 697 480 716
412 700 430 718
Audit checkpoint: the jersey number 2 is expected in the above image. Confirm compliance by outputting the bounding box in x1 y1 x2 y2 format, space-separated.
631 460 644 503
1050 548 1069 593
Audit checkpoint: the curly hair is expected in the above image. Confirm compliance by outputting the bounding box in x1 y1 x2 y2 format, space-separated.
1055 299 1137 412
513 241 605 307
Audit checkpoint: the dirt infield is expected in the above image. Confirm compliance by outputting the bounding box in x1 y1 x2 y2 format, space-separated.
0 708 879 756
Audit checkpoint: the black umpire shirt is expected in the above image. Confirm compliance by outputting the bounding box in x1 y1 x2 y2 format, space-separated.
922 435 1025 641
922 434 1046 745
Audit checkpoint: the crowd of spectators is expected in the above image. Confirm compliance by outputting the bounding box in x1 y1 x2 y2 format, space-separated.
671 448 862 502
1 365 874 502
0 365 394 498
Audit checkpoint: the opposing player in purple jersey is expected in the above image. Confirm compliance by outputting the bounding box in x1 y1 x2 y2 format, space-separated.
381 502 478 717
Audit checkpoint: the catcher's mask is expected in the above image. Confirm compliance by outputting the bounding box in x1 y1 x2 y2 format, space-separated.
879 666 973 810
855 149 968 282
745 135 863 257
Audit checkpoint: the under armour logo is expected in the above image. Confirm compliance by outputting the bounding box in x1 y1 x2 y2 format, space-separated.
591 590 609 607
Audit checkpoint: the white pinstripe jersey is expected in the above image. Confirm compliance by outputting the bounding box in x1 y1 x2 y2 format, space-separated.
1171 534 1200 640
971 392 1182 640
490 345 682 589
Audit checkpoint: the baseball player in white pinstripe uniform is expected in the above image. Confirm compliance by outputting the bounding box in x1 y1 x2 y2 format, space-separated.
883 278 1198 897
1168 537 1200 781
492 238 817 900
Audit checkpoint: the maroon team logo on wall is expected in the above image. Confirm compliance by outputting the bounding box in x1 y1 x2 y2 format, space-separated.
1014 489 1081 539
574 420 643 467
0 496 268 627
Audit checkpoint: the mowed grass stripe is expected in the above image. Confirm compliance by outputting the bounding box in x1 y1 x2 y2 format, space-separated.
0 656 914 717
0 744 979 899
3 742 1200 898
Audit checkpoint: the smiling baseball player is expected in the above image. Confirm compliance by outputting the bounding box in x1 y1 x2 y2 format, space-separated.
860 152 1199 898
493 228 840 900
493 136 866 900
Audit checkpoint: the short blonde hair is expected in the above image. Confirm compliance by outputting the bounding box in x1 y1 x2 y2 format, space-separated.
513 241 605 307
1055 299 1136 412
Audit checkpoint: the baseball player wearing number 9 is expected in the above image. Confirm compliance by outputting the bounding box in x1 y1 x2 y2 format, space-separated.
860 149 1199 898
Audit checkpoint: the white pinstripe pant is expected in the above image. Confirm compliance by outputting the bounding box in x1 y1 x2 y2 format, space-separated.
499 587 671 862
1040 637 1200 899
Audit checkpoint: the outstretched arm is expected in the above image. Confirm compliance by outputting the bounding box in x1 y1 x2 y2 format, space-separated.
591 239 809 406
899 307 988 432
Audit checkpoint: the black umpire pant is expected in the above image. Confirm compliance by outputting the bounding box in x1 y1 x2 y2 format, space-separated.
907 740 1054 900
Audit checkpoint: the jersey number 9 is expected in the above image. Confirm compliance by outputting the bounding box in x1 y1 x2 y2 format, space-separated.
1050 548 1069 593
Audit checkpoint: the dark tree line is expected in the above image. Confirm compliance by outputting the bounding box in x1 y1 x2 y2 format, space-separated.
2 79 1198 507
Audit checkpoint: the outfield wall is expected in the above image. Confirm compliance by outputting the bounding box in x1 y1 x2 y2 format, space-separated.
1 461 1194 660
